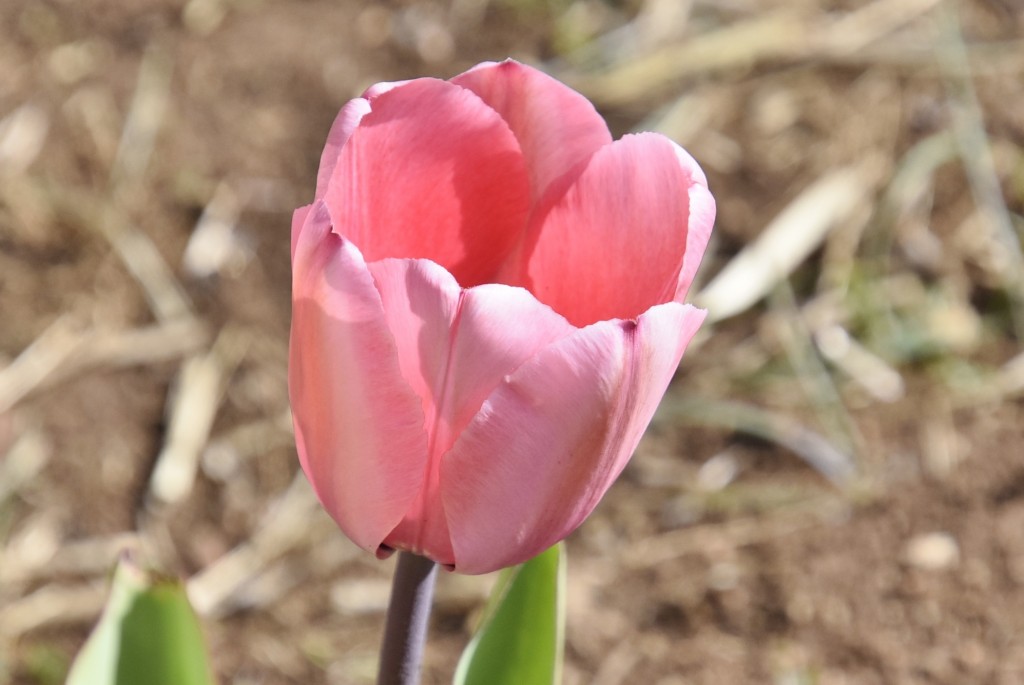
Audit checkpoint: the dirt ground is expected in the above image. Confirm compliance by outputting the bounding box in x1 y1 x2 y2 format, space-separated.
2 0 1024 683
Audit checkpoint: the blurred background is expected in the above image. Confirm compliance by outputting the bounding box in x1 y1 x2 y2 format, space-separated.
2 0 1024 683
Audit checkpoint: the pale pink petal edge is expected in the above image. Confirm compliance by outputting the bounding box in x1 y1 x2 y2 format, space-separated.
314 98 372 200
290 201 429 553
672 143 716 302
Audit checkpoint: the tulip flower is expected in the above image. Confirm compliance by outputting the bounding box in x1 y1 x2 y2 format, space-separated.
290 60 715 575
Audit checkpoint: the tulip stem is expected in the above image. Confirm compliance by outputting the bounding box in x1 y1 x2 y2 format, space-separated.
378 552 438 685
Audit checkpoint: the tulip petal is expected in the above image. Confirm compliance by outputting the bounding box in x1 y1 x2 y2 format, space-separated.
367 260 576 448
672 146 717 302
513 133 703 327
451 60 612 204
442 302 705 574
367 258 575 564
362 80 411 99
289 201 429 554
442 320 627 574
445 283 576 436
314 97 372 201
364 258 461 565
291 203 312 260
324 78 531 288
614 303 707 456
365 258 461 440
313 82 417 201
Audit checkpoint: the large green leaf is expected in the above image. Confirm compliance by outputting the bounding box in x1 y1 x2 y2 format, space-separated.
66 553 216 685
454 543 566 685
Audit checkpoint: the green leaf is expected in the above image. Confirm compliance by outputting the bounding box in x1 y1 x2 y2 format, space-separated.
454 543 566 685
66 552 216 685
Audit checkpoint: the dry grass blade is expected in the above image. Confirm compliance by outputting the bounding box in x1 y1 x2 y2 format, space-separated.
219 557 309 616
570 13 807 106
0 584 107 637
0 103 49 174
814 325 905 403
0 533 139 587
202 410 293 482
109 44 172 191
619 504 826 570
26 44 191 326
876 130 958 230
42 180 195 323
187 474 328 618
998 352 1024 398
592 641 641 685
0 428 50 504
0 318 207 413
656 397 857 487
697 163 879 323
183 183 244 279
814 37 1024 72
571 0 947 106
65 318 210 372
770 283 865 464
821 0 942 55
935 4 1024 339
633 89 720 146
44 319 209 404
148 327 249 505
102 214 195 322
0 316 84 414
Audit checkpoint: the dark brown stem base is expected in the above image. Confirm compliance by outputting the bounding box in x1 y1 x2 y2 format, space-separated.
377 552 438 685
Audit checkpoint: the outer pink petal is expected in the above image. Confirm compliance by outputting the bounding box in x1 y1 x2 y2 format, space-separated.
612 303 706 462
324 78 531 288
291 203 312 260
314 98 372 200
672 145 716 301
366 258 575 565
451 60 612 204
366 258 461 441
442 320 627 574
362 79 411 99
366 258 461 565
289 201 428 554
313 80 418 201
511 133 700 327
441 302 705 574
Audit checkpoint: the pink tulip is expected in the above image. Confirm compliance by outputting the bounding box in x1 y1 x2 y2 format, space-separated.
290 60 715 574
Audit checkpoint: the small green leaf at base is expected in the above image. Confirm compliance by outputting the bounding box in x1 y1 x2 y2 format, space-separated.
66 552 216 685
454 543 566 685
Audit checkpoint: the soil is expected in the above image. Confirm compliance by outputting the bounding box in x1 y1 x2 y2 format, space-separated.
2 0 1023 684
